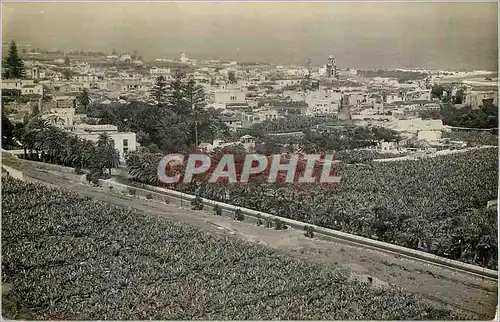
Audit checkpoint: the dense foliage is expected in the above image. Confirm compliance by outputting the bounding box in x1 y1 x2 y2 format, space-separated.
20 119 119 176
127 148 498 269
442 130 498 147
2 177 464 320
441 103 498 130
87 73 229 153
3 41 26 79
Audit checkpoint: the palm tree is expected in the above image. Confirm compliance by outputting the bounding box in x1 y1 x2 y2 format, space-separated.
77 88 92 113
22 117 52 160
96 133 119 175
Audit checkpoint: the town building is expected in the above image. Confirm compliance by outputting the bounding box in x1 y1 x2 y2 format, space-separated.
2 79 43 96
69 124 137 162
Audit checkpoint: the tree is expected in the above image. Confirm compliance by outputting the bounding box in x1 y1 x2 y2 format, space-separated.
77 88 92 113
150 76 169 107
132 50 137 60
112 48 117 56
96 133 120 175
64 56 70 66
62 69 73 80
228 70 237 84
3 41 26 79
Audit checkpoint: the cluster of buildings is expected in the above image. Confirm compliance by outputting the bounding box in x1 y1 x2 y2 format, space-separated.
2 51 498 158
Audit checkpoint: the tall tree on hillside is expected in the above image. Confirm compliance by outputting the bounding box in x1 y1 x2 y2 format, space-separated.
64 56 70 66
150 76 169 107
168 70 187 112
3 41 26 79
77 88 92 113
184 76 206 110
132 50 138 60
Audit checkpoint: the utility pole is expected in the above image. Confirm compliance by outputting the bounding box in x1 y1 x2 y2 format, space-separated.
194 104 198 148
191 94 198 148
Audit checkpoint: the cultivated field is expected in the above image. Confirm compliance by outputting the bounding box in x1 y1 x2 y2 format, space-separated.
2 176 472 320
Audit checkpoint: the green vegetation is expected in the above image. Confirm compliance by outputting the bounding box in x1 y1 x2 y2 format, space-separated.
87 72 229 153
191 195 204 210
3 41 26 79
77 88 92 113
442 130 498 146
149 75 169 106
304 225 315 238
274 218 287 230
19 119 119 178
213 204 222 216
128 148 498 269
441 103 498 130
2 177 464 319
234 209 244 221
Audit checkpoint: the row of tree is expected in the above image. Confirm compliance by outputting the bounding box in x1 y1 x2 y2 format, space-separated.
3 109 119 177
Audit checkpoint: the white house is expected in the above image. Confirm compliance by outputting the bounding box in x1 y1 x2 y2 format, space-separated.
70 124 137 162
2 79 43 95
149 67 171 76
214 90 247 106
304 90 341 117
220 115 243 132
42 108 75 127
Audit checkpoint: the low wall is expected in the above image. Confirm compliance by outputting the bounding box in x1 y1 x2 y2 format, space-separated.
100 179 498 280
2 165 24 180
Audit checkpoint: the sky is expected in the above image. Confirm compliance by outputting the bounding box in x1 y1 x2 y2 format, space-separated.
2 2 498 70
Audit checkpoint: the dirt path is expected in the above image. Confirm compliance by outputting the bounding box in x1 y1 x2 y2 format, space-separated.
3 159 498 319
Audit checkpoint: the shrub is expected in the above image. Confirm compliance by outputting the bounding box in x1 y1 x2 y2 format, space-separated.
146 193 153 200
213 204 222 216
234 209 244 221
128 188 136 196
108 186 114 190
257 218 263 226
74 167 84 174
191 196 204 210
164 199 170 204
304 225 315 238
274 218 288 230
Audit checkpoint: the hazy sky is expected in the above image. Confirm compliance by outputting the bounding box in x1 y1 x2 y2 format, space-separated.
2 2 498 70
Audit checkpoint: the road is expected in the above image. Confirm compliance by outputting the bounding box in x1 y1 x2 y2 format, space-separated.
2 156 498 319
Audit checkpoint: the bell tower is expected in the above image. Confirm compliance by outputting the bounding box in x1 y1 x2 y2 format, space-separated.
326 55 337 79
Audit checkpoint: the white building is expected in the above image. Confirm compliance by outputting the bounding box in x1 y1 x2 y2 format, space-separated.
214 90 247 108
180 53 189 64
418 130 442 142
119 54 132 62
304 90 341 117
149 67 171 76
463 90 498 109
391 118 443 134
199 136 255 153
2 79 43 95
220 115 243 132
42 108 75 127
244 108 279 124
